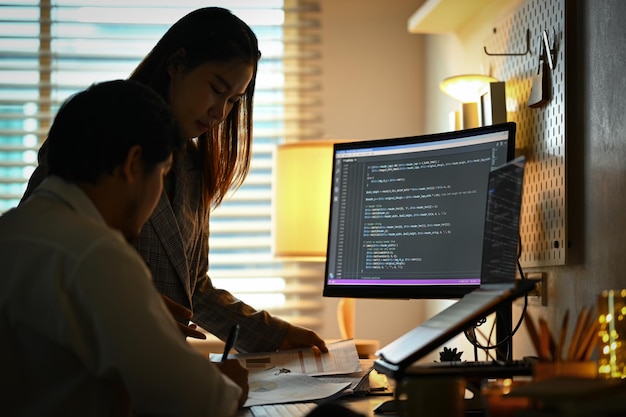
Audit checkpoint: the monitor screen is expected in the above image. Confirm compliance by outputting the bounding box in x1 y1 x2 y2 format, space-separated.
323 122 516 299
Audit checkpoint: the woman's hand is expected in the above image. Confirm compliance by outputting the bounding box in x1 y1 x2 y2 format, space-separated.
278 324 328 352
160 294 207 339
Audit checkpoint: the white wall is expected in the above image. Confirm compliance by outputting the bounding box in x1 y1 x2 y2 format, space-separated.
318 0 430 349
319 0 425 141
422 0 524 134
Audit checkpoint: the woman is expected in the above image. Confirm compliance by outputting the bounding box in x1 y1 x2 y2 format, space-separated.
22 7 326 354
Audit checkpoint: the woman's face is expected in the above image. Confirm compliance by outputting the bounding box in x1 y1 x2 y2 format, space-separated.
168 59 254 139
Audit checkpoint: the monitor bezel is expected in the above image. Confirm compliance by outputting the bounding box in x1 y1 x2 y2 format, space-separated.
322 122 517 300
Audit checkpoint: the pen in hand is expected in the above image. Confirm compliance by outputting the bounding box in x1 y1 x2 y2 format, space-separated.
222 323 240 362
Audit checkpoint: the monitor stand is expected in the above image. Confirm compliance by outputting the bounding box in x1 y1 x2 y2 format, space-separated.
496 301 513 360
373 304 514 415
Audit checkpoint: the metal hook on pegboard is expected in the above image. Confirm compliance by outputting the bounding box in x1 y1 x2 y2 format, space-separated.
540 29 557 70
484 28 530 56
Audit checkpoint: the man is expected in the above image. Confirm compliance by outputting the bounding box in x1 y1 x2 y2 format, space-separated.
0 80 248 416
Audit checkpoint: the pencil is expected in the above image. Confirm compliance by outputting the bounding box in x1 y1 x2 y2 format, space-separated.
556 309 569 362
222 323 240 362
524 311 543 359
575 312 599 361
567 307 588 361
582 326 600 361
538 318 553 361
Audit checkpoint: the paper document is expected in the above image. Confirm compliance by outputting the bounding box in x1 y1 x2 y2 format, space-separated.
244 369 352 407
218 339 362 376
317 359 389 395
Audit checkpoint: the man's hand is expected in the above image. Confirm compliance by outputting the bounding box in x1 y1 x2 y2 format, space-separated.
160 294 206 340
216 359 249 409
278 324 328 352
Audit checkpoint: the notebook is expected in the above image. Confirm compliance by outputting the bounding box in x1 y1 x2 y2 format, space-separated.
373 156 535 378
250 402 317 417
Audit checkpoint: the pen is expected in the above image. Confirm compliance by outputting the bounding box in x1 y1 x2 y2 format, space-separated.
222 323 240 362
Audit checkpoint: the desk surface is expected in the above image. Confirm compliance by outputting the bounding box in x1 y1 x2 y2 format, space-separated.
233 352 512 417
238 395 395 417
339 396 396 417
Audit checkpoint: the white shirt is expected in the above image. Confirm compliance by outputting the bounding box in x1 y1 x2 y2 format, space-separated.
0 176 242 417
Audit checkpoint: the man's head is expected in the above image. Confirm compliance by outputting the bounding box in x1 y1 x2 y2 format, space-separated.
48 79 181 182
47 80 184 238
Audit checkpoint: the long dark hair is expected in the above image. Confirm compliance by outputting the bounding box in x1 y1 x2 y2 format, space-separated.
130 7 260 208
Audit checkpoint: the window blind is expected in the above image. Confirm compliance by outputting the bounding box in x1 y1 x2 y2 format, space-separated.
0 0 323 330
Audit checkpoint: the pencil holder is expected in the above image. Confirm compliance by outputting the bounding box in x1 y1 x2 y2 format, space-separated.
481 378 532 417
533 360 597 382
395 377 465 417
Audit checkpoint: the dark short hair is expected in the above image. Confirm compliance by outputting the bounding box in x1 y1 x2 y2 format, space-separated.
47 80 183 183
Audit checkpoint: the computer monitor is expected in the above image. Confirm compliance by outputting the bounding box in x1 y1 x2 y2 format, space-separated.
323 122 516 300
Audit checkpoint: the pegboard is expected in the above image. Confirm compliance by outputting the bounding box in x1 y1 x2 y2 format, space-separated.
483 0 567 267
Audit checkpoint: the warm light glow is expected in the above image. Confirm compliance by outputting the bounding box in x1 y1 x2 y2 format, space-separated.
598 289 626 379
501 378 513 394
272 140 358 343
272 140 337 258
440 74 498 103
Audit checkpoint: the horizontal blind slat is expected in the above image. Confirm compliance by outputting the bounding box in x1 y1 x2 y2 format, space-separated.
0 0 323 327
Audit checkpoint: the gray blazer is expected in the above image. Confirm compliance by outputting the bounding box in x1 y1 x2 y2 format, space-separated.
22 141 289 353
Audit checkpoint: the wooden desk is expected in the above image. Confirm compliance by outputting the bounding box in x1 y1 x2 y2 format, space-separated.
341 395 397 417
237 395 395 417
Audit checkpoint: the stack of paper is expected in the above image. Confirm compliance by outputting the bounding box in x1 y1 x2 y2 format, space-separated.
212 339 368 406
221 339 363 376
245 370 352 407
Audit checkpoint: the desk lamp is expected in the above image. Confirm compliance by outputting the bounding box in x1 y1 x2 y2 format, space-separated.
272 140 356 340
440 74 498 129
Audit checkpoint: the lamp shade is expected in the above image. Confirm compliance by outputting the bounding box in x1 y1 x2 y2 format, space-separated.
272 140 336 258
440 74 498 103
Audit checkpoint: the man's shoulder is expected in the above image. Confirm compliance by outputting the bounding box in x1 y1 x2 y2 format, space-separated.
1 193 126 257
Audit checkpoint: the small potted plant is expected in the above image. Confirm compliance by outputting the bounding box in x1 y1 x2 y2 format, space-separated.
438 346 463 362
